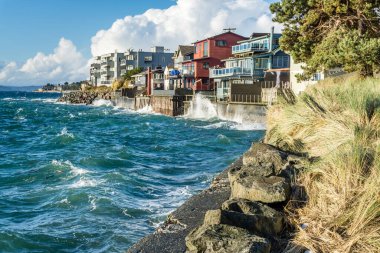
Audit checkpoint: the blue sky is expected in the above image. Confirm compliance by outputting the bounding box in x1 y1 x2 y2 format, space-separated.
0 0 279 86
0 0 175 62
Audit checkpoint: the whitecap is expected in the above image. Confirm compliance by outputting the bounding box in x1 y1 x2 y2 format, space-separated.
58 198 70 204
136 105 157 114
92 99 113 107
89 195 97 211
69 177 98 188
197 122 230 129
31 98 57 103
57 127 75 138
166 186 191 198
64 161 89 176
230 122 266 131
51 160 89 176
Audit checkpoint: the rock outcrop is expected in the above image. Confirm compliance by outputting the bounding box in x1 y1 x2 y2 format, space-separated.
57 91 113 104
184 142 308 253
186 224 271 253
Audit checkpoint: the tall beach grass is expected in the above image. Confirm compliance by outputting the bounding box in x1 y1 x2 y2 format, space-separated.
265 75 380 252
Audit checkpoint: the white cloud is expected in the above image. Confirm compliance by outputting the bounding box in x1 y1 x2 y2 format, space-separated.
1 0 280 86
91 0 282 56
0 38 88 86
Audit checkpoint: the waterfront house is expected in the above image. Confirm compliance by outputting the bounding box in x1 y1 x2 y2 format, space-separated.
147 67 166 96
192 31 247 91
289 58 345 95
131 71 148 90
171 45 195 89
210 28 290 102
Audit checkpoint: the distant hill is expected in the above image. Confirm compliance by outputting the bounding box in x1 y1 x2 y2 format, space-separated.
0 85 41 92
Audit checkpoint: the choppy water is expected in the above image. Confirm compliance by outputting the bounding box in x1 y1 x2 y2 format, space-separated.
0 91 264 253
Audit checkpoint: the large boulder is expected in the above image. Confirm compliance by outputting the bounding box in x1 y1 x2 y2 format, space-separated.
230 176 291 203
222 199 285 234
185 224 271 253
242 143 288 175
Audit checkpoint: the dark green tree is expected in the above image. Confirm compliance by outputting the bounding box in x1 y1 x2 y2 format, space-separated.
270 0 380 78
121 67 144 81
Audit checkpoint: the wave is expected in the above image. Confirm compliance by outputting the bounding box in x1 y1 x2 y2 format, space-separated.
31 98 57 103
57 127 75 138
196 120 266 131
92 99 113 107
231 122 266 131
51 160 89 176
69 177 99 188
1 97 26 101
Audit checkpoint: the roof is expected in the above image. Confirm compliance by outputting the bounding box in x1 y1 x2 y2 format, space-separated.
238 33 282 43
193 31 248 44
177 45 194 56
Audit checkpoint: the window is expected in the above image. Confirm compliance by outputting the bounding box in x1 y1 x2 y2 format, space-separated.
127 65 133 70
203 62 209 69
203 42 208 57
255 58 269 69
272 56 290 68
127 55 134 60
312 73 322 81
216 40 227 47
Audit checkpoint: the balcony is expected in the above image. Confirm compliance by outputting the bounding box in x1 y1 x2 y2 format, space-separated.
232 42 269 54
182 69 194 76
210 67 264 78
120 59 126 66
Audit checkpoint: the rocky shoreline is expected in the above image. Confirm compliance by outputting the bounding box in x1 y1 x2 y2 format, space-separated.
57 91 113 104
128 142 309 253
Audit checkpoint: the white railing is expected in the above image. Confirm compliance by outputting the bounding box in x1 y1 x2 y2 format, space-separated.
232 41 269 54
210 67 264 78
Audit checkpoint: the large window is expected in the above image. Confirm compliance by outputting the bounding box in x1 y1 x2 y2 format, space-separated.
203 42 209 57
272 56 290 68
216 40 227 47
255 58 269 69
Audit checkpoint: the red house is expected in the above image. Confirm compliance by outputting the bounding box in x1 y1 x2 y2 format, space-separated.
192 31 247 91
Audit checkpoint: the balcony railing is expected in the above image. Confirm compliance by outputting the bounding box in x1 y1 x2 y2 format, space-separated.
182 69 194 76
210 67 264 78
232 42 269 54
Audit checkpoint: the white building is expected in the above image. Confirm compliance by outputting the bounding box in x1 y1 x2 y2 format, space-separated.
290 57 345 95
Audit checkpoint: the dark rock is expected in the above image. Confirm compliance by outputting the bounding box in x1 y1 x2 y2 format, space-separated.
220 199 285 235
185 224 271 253
57 91 113 105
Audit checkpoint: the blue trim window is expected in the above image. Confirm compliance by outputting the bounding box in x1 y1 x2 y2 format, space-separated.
272 56 290 68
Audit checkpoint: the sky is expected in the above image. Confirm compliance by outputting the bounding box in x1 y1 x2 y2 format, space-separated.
0 0 280 86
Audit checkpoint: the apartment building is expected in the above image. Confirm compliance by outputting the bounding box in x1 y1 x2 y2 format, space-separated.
90 47 174 87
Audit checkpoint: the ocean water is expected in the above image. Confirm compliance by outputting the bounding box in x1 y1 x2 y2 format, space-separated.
0 91 264 253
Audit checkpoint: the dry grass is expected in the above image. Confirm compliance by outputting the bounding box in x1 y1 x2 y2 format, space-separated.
265 75 380 253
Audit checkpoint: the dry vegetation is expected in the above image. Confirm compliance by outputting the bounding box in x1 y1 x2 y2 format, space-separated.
265 75 380 252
